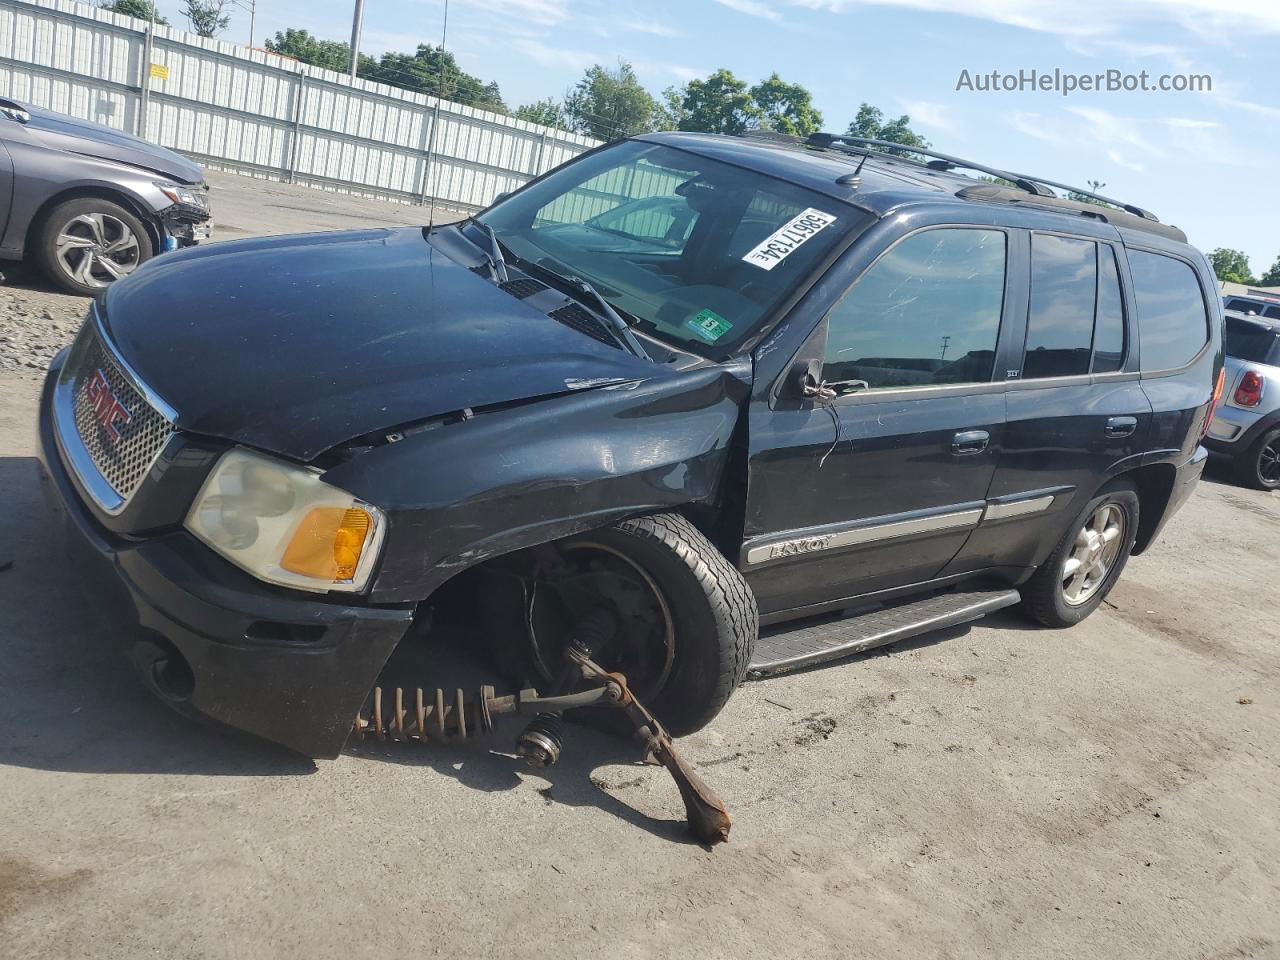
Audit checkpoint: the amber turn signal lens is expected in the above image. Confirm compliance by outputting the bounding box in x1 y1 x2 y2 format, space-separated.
282 507 373 582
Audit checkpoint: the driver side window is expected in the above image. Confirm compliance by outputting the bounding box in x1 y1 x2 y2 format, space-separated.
823 228 1007 391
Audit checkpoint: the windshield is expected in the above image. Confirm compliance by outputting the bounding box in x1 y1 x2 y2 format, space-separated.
476 140 860 357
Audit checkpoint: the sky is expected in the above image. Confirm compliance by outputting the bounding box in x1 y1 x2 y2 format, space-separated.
151 0 1279 275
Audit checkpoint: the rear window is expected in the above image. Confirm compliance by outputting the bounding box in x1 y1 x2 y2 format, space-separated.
1224 315 1280 365
1128 250 1210 371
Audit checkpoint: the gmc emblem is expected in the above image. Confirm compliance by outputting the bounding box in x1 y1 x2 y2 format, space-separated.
84 368 132 442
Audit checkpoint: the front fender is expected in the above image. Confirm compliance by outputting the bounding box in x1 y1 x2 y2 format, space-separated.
322 361 752 603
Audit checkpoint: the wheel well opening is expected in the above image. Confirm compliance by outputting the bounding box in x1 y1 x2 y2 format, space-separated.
26 187 160 256
380 518 688 710
1116 463 1176 555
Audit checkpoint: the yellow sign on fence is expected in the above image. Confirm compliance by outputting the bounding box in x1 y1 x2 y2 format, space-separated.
149 63 169 81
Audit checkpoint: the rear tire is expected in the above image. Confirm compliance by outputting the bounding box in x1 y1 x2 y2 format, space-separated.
1234 427 1280 490
1019 479 1139 628
35 197 153 296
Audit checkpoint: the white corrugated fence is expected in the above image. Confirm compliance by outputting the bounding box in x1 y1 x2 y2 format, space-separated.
0 0 600 211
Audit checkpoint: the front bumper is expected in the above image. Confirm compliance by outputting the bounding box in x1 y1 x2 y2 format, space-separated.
36 358 413 758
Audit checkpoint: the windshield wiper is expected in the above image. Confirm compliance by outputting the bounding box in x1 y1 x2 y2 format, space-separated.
503 254 652 363
478 222 509 283
563 276 651 361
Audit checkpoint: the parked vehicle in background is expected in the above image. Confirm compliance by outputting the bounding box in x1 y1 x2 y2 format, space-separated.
1205 309 1280 489
37 131 1220 758
0 97 211 295
1223 292 1280 320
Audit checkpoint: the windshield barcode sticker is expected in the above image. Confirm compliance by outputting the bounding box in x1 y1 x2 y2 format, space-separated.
741 208 837 271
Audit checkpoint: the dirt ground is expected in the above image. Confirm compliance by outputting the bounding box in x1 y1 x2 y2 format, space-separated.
0 170 1277 960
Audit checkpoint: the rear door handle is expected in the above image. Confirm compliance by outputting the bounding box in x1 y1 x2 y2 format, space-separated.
951 430 990 455
1105 416 1138 438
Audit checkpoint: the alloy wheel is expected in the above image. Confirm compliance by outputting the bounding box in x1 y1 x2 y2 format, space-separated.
1061 502 1126 606
1259 437 1280 487
55 212 142 288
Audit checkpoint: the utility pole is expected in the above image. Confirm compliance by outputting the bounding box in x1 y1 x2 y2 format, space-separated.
348 0 365 79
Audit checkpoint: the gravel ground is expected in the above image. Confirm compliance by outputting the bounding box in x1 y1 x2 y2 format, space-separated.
1 170 1277 960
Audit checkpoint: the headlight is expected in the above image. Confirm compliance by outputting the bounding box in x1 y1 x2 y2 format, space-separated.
154 181 208 210
185 448 385 593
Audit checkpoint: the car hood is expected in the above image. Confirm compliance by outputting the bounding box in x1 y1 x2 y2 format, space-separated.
24 105 203 183
100 227 664 461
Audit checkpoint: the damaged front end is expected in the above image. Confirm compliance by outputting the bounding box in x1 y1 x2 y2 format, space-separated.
155 181 212 249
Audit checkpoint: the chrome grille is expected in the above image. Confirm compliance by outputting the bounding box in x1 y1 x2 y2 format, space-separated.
65 323 173 506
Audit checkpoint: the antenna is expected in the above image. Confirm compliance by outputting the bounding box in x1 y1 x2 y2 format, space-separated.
426 0 449 231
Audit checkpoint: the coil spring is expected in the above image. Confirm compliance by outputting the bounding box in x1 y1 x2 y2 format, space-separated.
352 685 496 743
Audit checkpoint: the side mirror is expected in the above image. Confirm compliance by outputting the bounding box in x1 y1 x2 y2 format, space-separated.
786 358 833 402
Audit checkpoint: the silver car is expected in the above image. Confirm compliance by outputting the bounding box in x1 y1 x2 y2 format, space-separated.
1205 308 1280 489
0 97 211 295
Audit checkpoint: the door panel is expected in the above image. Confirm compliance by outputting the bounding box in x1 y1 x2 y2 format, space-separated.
744 391 1005 614
743 225 1017 617
947 380 1150 575
944 232 1150 577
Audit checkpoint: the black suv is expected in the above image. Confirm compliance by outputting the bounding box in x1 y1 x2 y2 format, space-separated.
37 132 1222 757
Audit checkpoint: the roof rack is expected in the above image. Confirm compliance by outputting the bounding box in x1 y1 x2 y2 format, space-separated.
805 133 1160 223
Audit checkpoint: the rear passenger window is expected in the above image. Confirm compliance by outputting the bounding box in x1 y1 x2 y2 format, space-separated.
1024 235 1097 378
1129 251 1210 371
1092 246 1126 373
823 228 1006 391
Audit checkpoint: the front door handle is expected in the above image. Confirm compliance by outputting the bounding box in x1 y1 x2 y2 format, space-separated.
1105 416 1138 438
952 430 990 455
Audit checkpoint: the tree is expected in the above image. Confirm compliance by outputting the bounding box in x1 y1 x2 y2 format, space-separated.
1260 256 1280 287
1208 248 1256 285
676 69 760 136
99 0 166 24
1067 179 1108 206
264 29 367 73
364 45 505 111
845 102 929 150
181 0 229 37
750 73 822 137
564 62 657 141
652 86 686 132
514 98 565 130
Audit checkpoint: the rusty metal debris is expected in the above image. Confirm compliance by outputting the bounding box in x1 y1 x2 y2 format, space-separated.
352 617 732 845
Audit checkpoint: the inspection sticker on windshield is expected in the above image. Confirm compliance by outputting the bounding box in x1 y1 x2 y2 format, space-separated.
686 308 733 343
742 208 837 271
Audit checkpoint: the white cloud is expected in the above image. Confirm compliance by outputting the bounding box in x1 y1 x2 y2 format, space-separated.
1063 37 1194 70
780 0 1280 39
1217 95 1280 120
712 0 783 22
620 18 683 37
897 98 955 131
510 38 598 72
1009 111 1060 142
1066 105 1164 173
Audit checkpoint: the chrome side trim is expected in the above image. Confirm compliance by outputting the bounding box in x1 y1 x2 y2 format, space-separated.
982 494 1056 521
745 507 983 566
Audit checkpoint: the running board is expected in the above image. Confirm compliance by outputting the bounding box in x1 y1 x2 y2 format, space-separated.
747 587 1021 679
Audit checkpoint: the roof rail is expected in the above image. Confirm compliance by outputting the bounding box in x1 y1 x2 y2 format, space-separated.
805 133 1160 223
